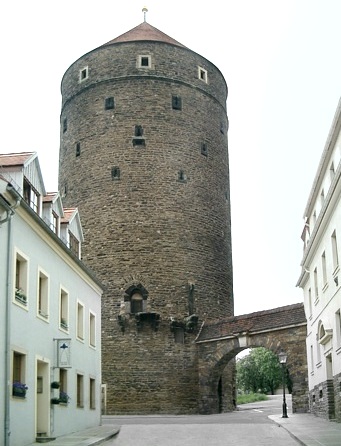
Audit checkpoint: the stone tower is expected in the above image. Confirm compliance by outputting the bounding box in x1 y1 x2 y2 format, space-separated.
58 21 233 414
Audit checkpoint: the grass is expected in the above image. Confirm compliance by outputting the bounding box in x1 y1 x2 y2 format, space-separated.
236 393 268 405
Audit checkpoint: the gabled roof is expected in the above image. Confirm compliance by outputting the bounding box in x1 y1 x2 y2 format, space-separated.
43 192 59 203
102 22 186 48
0 152 37 167
61 207 78 224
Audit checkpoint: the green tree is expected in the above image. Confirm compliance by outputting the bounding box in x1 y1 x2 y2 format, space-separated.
237 348 283 394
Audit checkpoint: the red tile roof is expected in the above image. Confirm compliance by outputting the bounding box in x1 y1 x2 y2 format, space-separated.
102 22 186 48
196 303 306 342
43 192 58 203
61 207 77 224
0 152 35 167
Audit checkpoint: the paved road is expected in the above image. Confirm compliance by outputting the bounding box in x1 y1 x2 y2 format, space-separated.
102 395 300 445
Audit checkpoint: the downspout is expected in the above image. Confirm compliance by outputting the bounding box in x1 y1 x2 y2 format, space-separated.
1 186 21 446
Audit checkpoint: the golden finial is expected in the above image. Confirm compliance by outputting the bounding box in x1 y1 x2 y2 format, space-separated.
142 6 148 22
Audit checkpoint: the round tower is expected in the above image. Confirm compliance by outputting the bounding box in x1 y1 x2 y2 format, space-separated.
58 21 233 414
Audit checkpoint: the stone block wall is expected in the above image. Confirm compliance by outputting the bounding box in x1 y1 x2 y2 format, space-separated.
58 36 233 413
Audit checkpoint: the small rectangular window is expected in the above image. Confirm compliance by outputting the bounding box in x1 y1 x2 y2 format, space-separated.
314 268 319 301
322 252 327 288
77 374 84 408
89 312 96 347
201 143 208 157
138 55 151 68
178 170 186 182
111 166 120 180
63 118 67 133
37 270 49 319
332 230 339 272
12 351 27 398
76 142 81 157
79 67 88 82
60 288 69 331
172 95 182 110
14 251 28 306
90 378 96 409
77 301 84 340
105 97 115 110
198 66 208 83
60 368 68 395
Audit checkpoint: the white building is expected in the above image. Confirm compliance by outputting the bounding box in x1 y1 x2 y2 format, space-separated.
297 98 341 421
0 152 103 445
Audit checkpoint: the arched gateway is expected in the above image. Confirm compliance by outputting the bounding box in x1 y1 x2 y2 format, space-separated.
196 303 308 414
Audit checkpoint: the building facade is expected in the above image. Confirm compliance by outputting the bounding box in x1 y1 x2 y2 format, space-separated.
0 152 103 445
297 98 341 421
58 21 234 414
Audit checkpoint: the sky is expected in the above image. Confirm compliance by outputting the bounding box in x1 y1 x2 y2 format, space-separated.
2 0 341 316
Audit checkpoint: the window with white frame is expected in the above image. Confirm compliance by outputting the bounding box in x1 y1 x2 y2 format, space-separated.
310 345 314 373
322 251 327 288
77 301 84 340
320 189 325 206
89 312 96 347
37 269 49 319
52 211 59 235
23 178 40 214
79 66 88 82
198 66 208 83
335 310 341 348
316 333 321 364
314 267 319 301
138 55 151 68
12 351 27 397
14 250 28 306
332 230 339 272
330 162 335 182
60 288 69 331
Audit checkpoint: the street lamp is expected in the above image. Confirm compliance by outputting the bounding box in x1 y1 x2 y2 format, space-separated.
278 351 288 418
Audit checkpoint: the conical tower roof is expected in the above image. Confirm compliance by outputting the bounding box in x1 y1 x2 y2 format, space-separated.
102 22 186 48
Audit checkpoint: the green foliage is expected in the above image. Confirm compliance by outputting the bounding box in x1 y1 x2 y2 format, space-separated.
236 348 283 395
237 392 268 405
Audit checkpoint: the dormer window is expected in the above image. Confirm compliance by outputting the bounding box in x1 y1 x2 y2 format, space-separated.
23 178 40 214
138 55 151 69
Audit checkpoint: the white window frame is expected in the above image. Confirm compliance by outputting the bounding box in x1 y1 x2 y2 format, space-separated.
198 66 208 83
37 268 49 320
89 311 96 348
59 286 69 332
14 248 29 308
77 300 85 341
137 55 151 69
79 66 89 83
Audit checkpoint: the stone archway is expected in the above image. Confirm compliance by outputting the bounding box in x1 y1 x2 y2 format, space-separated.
196 303 309 414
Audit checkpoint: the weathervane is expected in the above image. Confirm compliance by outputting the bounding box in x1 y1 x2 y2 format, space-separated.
142 6 148 22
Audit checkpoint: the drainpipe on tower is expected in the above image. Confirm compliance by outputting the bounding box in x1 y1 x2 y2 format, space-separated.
1 185 21 446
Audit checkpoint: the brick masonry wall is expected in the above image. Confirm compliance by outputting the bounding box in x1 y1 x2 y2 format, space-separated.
59 39 233 413
309 379 336 420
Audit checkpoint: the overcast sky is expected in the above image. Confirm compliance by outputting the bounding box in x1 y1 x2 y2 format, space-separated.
2 1 341 316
